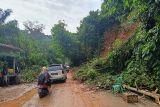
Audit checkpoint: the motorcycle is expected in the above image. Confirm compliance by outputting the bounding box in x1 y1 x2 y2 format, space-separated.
38 79 51 98
38 86 49 98
38 71 51 98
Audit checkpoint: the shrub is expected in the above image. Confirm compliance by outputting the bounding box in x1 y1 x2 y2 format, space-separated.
21 65 40 83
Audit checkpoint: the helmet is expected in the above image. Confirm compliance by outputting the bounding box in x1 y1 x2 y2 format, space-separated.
42 66 47 71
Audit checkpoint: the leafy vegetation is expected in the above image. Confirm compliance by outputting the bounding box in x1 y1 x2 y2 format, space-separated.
0 0 160 90
0 9 64 82
74 0 160 91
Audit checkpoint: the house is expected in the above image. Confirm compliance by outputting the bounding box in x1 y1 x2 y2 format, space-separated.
0 43 22 85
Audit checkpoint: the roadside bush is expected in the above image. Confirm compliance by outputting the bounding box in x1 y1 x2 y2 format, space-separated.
95 73 116 89
74 62 116 89
73 64 98 81
21 65 41 83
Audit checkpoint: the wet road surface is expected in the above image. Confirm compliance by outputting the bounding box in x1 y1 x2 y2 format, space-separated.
22 73 159 107
1 72 159 107
22 73 104 107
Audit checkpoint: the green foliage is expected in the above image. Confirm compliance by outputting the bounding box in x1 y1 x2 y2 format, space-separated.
77 11 102 59
0 11 69 82
112 39 123 49
101 0 126 17
21 65 40 83
74 61 116 89
73 65 97 82
51 21 86 65
74 0 160 91
96 73 115 89
123 26 160 89
0 9 12 24
0 0 160 90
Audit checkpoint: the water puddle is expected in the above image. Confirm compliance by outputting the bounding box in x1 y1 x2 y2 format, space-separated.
0 88 36 107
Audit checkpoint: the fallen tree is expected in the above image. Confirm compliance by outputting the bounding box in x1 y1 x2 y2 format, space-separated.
122 84 160 104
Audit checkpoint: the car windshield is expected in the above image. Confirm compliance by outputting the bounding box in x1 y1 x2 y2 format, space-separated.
48 66 62 71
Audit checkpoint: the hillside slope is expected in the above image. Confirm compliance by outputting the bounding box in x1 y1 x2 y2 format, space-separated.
74 1 160 92
101 22 138 57
73 22 139 89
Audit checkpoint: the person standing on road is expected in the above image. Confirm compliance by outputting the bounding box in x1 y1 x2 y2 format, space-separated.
2 63 8 85
0 62 6 86
0 62 3 77
0 62 3 85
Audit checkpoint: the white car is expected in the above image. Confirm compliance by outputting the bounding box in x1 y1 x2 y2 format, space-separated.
48 64 67 82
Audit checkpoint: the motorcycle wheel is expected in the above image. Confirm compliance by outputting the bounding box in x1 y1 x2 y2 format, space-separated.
38 88 49 98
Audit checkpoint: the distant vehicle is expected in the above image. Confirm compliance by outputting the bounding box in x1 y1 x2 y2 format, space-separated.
64 65 70 73
66 65 70 72
48 64 67 82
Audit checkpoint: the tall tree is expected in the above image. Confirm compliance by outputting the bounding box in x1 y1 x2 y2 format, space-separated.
77 11 101 60
0 9 12 24
23 21 44 34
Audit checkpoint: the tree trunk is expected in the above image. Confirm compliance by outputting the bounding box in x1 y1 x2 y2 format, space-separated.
122 84 160 104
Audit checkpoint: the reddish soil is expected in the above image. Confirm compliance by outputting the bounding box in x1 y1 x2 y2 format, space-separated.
21 73 159 107
101 22 139 57
0 84 36 107
0 84 35 102
0 72 159 107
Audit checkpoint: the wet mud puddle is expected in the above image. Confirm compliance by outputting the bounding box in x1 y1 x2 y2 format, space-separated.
0 88 36 107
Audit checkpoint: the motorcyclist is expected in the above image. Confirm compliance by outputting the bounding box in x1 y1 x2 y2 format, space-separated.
38 66 51 95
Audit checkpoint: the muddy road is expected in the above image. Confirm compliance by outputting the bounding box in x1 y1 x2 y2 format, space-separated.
1 72 159 107
23 73 104 107
22 73 159 107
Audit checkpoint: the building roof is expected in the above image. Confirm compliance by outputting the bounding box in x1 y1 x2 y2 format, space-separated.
0 43 22 56
0 43 22 51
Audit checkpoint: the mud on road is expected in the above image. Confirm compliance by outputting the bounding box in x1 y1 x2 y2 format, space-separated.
22 73 159 107
0 84 36 107
23 73 105 107
1 72 159 107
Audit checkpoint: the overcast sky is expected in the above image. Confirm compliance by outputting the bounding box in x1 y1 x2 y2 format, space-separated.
0 0 102 35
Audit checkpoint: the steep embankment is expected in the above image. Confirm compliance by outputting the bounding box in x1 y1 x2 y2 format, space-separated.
74 21 160 91
101 22 138 57
73 22 138 89
74 0 160 94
